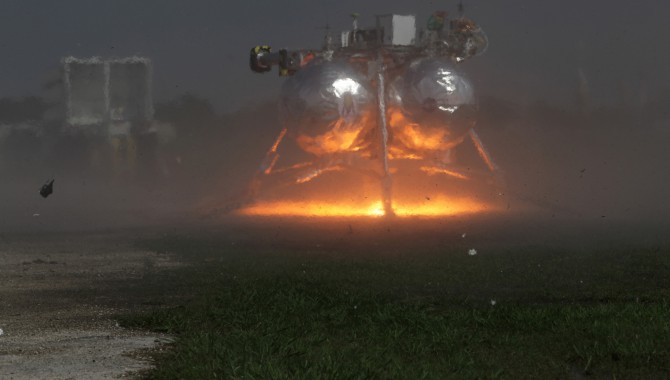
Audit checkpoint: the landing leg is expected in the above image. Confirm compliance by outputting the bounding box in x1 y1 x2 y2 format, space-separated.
376 53 395 216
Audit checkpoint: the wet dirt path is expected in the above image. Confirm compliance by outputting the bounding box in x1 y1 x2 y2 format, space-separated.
0 231 178 379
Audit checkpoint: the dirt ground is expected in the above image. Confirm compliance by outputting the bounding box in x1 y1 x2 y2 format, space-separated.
0 231 178 380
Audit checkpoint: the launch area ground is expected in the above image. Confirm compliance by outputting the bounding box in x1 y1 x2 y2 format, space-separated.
0 215 669 379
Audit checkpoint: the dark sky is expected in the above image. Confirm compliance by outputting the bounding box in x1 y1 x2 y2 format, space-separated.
1 0 669 111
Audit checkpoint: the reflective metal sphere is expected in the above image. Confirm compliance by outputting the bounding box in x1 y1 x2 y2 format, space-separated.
390 58 477 150
279 59 373 137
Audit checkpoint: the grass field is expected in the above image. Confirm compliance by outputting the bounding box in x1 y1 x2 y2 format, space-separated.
120 219 670 379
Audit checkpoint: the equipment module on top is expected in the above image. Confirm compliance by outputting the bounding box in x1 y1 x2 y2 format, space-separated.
245 7 501 217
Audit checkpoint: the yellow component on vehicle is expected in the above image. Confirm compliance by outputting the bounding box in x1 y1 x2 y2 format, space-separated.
254 45 271 54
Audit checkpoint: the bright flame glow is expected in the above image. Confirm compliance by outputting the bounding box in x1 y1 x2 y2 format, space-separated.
237 197 489 218
420 166 469 180
395 123 450 151
295 166 343 184
297 128 362 155
296 114 371 155
388 110 452 153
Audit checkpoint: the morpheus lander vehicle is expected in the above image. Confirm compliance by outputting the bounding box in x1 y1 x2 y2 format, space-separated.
245 8 501 217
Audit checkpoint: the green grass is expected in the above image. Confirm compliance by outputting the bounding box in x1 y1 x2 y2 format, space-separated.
120 235 670 379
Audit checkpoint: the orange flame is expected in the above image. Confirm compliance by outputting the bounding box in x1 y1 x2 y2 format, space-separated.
389 111 452 153
296 113 372 156
238 196 490 218
242 108 496 218
420 166 469 180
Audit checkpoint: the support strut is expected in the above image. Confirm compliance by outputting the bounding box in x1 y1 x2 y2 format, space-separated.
468 129 498 173
376 53 394 216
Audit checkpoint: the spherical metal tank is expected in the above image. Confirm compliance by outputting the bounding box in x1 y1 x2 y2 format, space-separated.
391 57 477 149
279 59 373 138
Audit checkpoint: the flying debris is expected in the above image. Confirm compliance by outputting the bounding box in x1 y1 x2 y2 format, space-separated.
40 179 54 198
244 6 500 217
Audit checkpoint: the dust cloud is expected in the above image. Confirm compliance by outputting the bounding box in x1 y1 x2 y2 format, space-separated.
0 96 282 232
1 90 669 250
475 96 670 222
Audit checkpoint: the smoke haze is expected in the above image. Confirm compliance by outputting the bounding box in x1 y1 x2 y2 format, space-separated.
0 1 668 245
